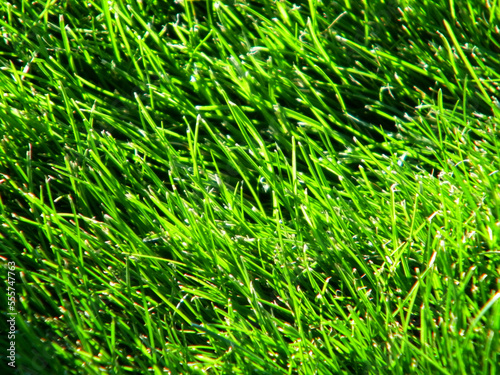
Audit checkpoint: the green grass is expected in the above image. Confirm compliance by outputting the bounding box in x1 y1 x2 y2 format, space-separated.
1 0 499 373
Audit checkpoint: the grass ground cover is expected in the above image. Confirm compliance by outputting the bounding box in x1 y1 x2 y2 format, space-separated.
0 0 499 373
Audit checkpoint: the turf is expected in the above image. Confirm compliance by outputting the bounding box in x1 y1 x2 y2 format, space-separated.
0 0 499 374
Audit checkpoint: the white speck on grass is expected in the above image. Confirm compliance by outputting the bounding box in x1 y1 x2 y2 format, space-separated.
248 46 265 55
428 252 437 268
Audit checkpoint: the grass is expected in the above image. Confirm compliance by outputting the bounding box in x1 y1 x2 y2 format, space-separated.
0 0 499 373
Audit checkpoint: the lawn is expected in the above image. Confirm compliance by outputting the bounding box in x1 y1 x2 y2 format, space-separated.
0 0 499 374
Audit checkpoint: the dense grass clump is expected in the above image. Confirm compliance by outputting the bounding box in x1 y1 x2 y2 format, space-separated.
1 0 499 374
